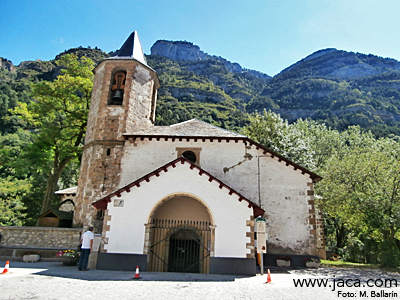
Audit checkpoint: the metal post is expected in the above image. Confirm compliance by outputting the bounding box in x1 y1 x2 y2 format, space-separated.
260 253 264 275
256 218 267 275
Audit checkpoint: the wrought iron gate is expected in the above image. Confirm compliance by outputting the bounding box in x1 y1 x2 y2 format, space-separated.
148 219 211 273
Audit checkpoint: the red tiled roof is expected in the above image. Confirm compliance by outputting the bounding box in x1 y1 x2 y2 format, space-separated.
92 157 265 217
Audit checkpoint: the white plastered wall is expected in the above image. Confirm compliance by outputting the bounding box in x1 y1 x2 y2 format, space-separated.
105 163 253 258
119 139 258 198
118 138 315 255
258 156 313 254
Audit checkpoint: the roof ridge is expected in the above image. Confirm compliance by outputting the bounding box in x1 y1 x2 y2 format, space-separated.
169 118 198 127
169 118 246 136
55 186 78 194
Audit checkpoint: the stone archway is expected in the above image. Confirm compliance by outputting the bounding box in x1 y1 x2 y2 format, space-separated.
145 193 215 273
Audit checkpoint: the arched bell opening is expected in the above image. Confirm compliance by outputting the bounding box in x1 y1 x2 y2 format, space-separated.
145 194 215 273
108 70 126 105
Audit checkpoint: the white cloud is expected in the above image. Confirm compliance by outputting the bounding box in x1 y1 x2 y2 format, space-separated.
51 38 64 44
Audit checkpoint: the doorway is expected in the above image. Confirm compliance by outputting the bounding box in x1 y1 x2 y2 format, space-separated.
146 194 214 273
168 228 201 273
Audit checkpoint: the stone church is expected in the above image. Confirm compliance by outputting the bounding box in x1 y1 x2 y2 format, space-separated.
73 31 325 275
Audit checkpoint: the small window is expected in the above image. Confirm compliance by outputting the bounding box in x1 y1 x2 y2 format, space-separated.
149 84 157 123
176 147 202 166
96 209 105 220
182 150 197 163
106 149 111 156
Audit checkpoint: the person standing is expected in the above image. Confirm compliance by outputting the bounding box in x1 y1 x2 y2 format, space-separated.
78 226 94 271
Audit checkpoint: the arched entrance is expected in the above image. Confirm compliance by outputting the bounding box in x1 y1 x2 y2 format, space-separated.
146 194 214 273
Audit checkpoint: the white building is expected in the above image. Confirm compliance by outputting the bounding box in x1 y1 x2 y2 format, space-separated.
74 32 325 275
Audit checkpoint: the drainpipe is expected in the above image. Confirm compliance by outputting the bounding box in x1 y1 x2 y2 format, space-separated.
257 155 269 207
257 155 269 275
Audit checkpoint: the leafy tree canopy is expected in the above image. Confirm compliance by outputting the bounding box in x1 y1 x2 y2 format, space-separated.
242 110 315 170
11 54 94 217
243 110 400 266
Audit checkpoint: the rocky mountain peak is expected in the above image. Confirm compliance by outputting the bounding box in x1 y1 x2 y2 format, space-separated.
151 40 208 61
0 58 15 72
150 40 270 80
279 48 400 79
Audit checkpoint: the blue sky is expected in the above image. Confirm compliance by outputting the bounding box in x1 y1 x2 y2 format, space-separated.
1 0 399 76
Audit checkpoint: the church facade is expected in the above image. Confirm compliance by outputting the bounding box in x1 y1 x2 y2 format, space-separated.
73 32 325 275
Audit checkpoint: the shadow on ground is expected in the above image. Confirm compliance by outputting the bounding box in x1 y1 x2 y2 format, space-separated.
5 261 396 284
1 260 255 282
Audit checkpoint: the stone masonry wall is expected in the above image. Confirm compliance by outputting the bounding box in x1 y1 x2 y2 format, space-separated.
74 58 159 229
307 182 326 258
73 142 125 230
0 226 82 249
84 60 158 145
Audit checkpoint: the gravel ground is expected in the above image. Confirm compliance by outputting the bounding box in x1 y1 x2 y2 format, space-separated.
1 261 400 299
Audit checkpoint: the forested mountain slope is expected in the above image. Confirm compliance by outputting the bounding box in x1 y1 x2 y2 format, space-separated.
147 42 400 137
2 42 400 137
259 49 400 136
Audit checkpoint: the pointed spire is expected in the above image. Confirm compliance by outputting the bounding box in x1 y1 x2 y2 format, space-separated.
113 31 147 65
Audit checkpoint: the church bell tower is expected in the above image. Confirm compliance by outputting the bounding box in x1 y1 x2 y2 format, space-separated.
73 32 160 230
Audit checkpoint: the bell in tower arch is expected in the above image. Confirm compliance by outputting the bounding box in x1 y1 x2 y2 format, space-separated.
110 71 126 105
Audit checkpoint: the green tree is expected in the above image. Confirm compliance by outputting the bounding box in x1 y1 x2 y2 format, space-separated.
0 177 29 226
243 111 400 265
242 110 315 170
317 132 400 266
12 54 94 219
0 129 33 225
291 119 344 169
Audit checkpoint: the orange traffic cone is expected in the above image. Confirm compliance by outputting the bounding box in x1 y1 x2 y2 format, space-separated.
264 269 272 284
1 261 10 275
133 266 141 279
